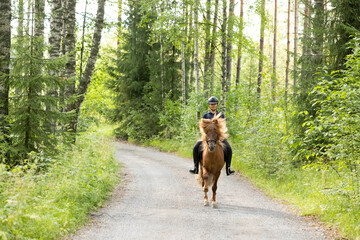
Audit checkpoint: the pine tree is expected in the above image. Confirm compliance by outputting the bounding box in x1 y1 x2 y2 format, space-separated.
10 23 66 161
0 0 11 154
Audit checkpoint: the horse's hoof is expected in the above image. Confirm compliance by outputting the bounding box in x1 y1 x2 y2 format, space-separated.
211 201 217 208
204 200 209 206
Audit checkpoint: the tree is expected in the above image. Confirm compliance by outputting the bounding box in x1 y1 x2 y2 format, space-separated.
203 0 212 96
226 0 235 91
220 0 228 112
285 0 290 103
194 0 200 95
210 0 219 94
0 0 11 143
74 0 105 135
271 0 277 100
63 0 77 132
293 0 298 93
118 0 122 52
235 0 244 89
257 0 265 98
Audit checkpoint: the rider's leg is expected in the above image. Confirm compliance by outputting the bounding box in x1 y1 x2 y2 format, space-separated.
189 141 202 174
223 139 235 175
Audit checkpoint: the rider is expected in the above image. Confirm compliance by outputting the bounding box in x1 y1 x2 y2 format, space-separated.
189 96 235 176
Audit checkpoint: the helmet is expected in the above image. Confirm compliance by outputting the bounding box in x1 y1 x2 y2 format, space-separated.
208 96 219 104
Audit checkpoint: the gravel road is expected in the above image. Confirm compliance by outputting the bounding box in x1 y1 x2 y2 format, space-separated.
71 142 327 240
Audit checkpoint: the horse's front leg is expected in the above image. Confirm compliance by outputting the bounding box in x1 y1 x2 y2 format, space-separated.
211 171 221 208
203 168 209 206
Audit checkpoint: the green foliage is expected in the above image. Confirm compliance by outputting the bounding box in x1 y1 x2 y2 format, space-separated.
299 39 360 201
0 127 120 239
7 35 67 163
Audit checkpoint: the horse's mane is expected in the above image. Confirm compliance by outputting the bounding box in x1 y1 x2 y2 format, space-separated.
199 113 228 146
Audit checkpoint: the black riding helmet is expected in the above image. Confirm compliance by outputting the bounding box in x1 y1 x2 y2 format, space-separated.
208 96 219 104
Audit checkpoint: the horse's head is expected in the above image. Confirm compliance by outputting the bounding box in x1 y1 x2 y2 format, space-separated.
200 113 228 152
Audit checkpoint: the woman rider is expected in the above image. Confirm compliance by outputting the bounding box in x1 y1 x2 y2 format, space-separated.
189 96 235 176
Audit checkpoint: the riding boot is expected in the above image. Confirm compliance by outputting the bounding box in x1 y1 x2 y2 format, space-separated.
226 165 235 176
223 140 235 176
189 165 199 174
190 141 202 174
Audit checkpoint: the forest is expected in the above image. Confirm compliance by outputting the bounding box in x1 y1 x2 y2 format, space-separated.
1 0 360 238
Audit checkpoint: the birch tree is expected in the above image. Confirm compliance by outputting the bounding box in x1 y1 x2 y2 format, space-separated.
235 0 244 89
63 0 76 125
272 0 277 100
226 0 235 91
220 0 227 112
209 0 219 94
257 0 265 98
293 0 298 93
203 0 211 96
73 0 105 135
285 0 290 102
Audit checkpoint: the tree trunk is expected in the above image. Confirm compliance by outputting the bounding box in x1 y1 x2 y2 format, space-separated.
34 0 45 39
301 0 311 76
117 0 122 52
79 0 88 82
257 0 265 98
209 0 219 95
73 0 105 135
181 42 186 105
293 0 298 95
271 0 277 101
220 0 227 112
235 0 244 89
313 0 324 65
194 0 199 95
226 0 235 92
194 0 200 119
160 36 165 101
48 0 63 134
63 0 76 100
0 0 11 139
285 0 290 103
63 0 77 133
182 2 187 105
49 0 63 59
188 4 194 89
203 0 211 97
18 0 24 37
185 3 189 101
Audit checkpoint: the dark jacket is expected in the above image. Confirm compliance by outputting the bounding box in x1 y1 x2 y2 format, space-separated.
202 111 225 119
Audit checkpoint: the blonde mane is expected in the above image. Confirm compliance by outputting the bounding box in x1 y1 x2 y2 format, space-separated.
199 113 228 149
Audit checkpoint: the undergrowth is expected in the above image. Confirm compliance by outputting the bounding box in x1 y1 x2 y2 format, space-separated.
0 126 120 239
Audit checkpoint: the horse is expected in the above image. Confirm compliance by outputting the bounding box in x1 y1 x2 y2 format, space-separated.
197 113 228 208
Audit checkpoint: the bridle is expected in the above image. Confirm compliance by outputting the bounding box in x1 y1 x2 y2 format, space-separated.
206 139 217 145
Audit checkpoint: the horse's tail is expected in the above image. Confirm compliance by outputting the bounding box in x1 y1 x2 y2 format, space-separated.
196 172 213 187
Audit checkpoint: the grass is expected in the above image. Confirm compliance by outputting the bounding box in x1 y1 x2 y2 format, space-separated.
0 126 121 240
149 137 360 240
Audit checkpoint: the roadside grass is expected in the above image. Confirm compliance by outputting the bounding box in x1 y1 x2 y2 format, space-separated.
149 138 359 239
146 137 194 159
0 126 121 240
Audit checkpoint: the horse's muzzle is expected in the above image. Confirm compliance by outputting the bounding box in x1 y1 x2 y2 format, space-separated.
207 140 217 152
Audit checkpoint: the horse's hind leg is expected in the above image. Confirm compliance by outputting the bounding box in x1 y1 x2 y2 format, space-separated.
203 168 209 206
211 172 221 208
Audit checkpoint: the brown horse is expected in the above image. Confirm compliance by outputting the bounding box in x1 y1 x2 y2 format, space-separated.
197 113 227 207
